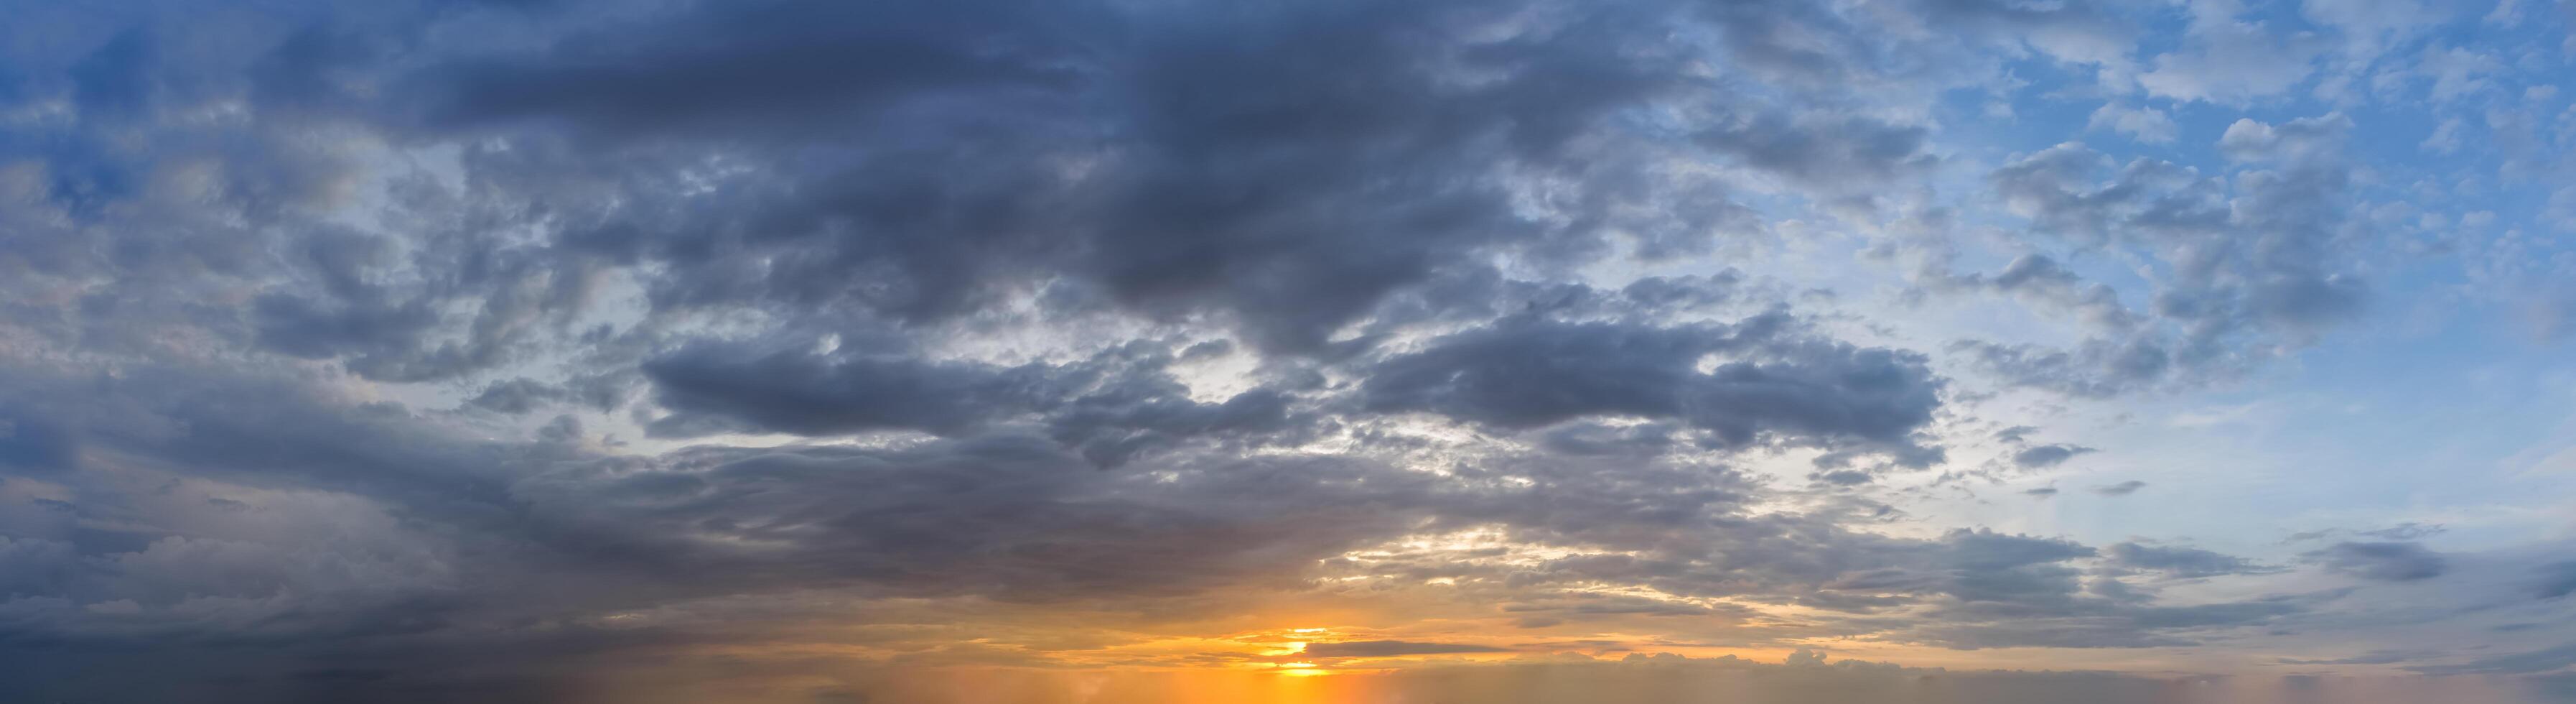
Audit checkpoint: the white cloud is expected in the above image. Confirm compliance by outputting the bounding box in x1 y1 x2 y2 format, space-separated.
2422 116 2467 154
2301 0 2438 57
2137 22 2325 103
2086 102 2179 143
2416 46 2506 104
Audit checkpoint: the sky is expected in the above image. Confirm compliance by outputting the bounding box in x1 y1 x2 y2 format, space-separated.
1 0 2576 702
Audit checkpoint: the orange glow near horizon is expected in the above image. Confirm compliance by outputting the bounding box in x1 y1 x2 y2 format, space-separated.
1273 662 1330 677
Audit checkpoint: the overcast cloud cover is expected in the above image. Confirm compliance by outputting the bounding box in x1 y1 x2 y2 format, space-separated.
4 0 2576 702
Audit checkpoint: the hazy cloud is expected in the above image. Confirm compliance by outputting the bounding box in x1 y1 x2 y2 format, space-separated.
2306 542 2449 581
2092 481 2149 496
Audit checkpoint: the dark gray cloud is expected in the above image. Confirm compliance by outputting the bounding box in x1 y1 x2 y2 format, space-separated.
412 1 1096 139
2536 561 2576 600
467 378 573 414
1959 255 2140 331
1951 338 2174 399
0 346 2272 670
2011 444 2095 469
0 0 2185 392
1694 113 1935 190
1362 314 1946 464
2104 542 2275 578
513 436 1449 601
1536 422 1685 458
2305 542 2449 582
640 341 1064 437
0 414 78 473
642 336 1303 466
392 0 1732 352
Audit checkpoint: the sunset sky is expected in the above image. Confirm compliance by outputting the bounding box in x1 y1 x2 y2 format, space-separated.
4 0 2576 702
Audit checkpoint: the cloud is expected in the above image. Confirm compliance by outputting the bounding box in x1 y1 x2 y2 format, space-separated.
2285 523 2447 544
0 415 80 473
2011 444 2095 469
2530 561 2576 599
2104 542 2276 578
2217 114 2355 164
0 347 2282 667
392 0 1725 353
2300 0 2439 55
2087 103 2178 144
2409 641 2576 675
1300 641 1511 658
1361 314 1946 463
1964 119 2374 397
2305 542 2448 581
1694 112 1936 190
1925 255 2140 333
640 335 1304 466
2135 7 2325 103
2277 649 2447 666
2356 523 2447 540
641 339 1060 437
2092 481 2148 496
0 0 2547 699
2421 117 2468 154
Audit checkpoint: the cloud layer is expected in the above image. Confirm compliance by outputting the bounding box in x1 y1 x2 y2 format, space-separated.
2 0 2574 700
